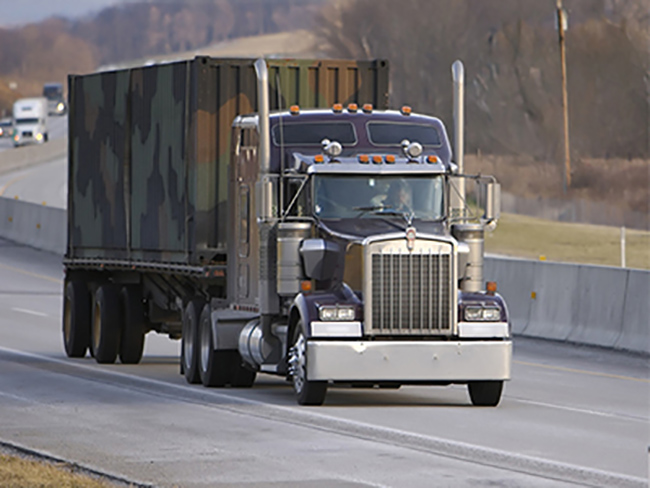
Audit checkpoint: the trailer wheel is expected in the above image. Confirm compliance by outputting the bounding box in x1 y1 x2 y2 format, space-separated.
119 286 146 364
63 280 90 358
198 303 230 387
288 321 327 405
91 285 121 364
230 352 256 388
182 299 203 384
468 381 504 407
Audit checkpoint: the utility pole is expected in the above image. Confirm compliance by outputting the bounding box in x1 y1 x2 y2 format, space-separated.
557 0 571 190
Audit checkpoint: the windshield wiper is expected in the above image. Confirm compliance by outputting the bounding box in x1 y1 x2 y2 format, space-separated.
353 205 414 227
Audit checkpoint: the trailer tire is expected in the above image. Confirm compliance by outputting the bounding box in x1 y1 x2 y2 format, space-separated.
182 299 203 384
289 321 327 405
119 286 146 364
468 381 504 407
198 303 230 387
230 352 256 388
91 285 121 364
63 280 91 358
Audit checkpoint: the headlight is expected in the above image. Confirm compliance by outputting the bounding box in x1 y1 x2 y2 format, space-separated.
464 306 501 322
57 102 65 111
319 305 355 321
35 133 43 141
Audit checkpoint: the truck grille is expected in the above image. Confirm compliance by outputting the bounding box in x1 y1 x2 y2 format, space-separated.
369 251 452 335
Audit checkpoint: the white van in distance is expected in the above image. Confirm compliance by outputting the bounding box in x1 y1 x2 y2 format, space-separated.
13 97 48 147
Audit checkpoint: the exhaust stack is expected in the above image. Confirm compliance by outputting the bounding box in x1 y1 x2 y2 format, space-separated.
451 60 465 214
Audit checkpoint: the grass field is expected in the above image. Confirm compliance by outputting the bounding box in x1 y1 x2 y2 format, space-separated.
486 212 650 270
0 454 117 488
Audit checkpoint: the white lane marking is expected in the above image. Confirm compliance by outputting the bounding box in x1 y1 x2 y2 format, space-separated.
0 391 39 404
11 307 48 317
511 397 647 423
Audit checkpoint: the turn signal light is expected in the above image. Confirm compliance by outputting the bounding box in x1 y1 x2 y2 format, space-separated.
301 280 312 292
486 281 497 295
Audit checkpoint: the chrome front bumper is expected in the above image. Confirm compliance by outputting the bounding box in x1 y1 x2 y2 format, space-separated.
306 340 512 382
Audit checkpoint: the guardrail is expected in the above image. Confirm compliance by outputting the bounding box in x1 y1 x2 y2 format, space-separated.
0 194 647 355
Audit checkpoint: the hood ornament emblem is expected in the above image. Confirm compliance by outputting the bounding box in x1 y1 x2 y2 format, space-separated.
405 226 416 251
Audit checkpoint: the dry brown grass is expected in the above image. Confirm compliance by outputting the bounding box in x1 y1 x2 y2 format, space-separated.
0 454 117 488
486 212 650 270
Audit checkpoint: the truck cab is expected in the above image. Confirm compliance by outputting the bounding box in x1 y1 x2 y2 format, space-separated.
12 97 48 147
43 83 67 116
228 94 511 405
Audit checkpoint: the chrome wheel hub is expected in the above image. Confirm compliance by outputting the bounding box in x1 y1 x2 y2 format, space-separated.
288 332 306 394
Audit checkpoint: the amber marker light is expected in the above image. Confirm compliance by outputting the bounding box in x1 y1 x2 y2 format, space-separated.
401 105 412 115
486 281 497 295
372 155 382 164
427 155 438 164
347 103 358 112
289 105 300 115
332 103 343 113
314 154 325 163
362 103 373 113
358 154 369 163
385 155 396 163
300 280 312 292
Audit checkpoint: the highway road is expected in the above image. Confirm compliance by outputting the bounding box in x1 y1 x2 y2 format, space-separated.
0 238 647 487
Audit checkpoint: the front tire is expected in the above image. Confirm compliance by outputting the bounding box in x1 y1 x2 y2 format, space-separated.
91 285 121 364
182 299 203 384
468 381 504 407
63 280 90 358
288 321 327 406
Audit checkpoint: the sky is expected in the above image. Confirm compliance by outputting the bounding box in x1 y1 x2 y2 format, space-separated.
0 0 132 26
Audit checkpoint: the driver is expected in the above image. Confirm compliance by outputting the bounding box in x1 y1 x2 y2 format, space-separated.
385 180 413 212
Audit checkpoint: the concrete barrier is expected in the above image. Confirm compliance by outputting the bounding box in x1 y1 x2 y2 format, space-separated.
0 196 65 254
0 138 67 176
615 270 650 354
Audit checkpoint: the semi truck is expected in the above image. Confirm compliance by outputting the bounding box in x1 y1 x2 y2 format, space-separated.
63 57 511 406
43 82 67 116
12 97 48 147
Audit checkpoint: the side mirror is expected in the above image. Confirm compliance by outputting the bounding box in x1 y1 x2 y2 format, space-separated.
481 181 501 223
300 238 341 282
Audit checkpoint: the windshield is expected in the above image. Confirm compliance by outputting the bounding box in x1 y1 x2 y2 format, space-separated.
15 118 39 125
314 175 444 220
272 121 356 146
367 122 441 146
43 85 63 100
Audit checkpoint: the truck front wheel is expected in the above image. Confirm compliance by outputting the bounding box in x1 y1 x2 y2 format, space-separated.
288 321 327 406
63 280 90 358
91 285 121 364
182 299 203 384
468 381 504 407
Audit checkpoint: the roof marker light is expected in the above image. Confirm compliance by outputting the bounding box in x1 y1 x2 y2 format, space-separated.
362 103 373 113
347 103 358 113
385 155 396 164
401 105 412 115
289 105 300 115
332 103 343 113
372 155 382 164
427 155 438 164
358 154 369 164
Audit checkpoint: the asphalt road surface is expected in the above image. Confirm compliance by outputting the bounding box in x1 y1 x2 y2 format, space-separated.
0 239 647 487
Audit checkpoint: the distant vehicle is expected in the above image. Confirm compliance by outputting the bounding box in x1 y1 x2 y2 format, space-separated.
43 82 67 116
0 118 13 138
12 97 48 147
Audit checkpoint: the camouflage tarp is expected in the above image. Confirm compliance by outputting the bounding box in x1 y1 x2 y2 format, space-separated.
67 57 389 265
